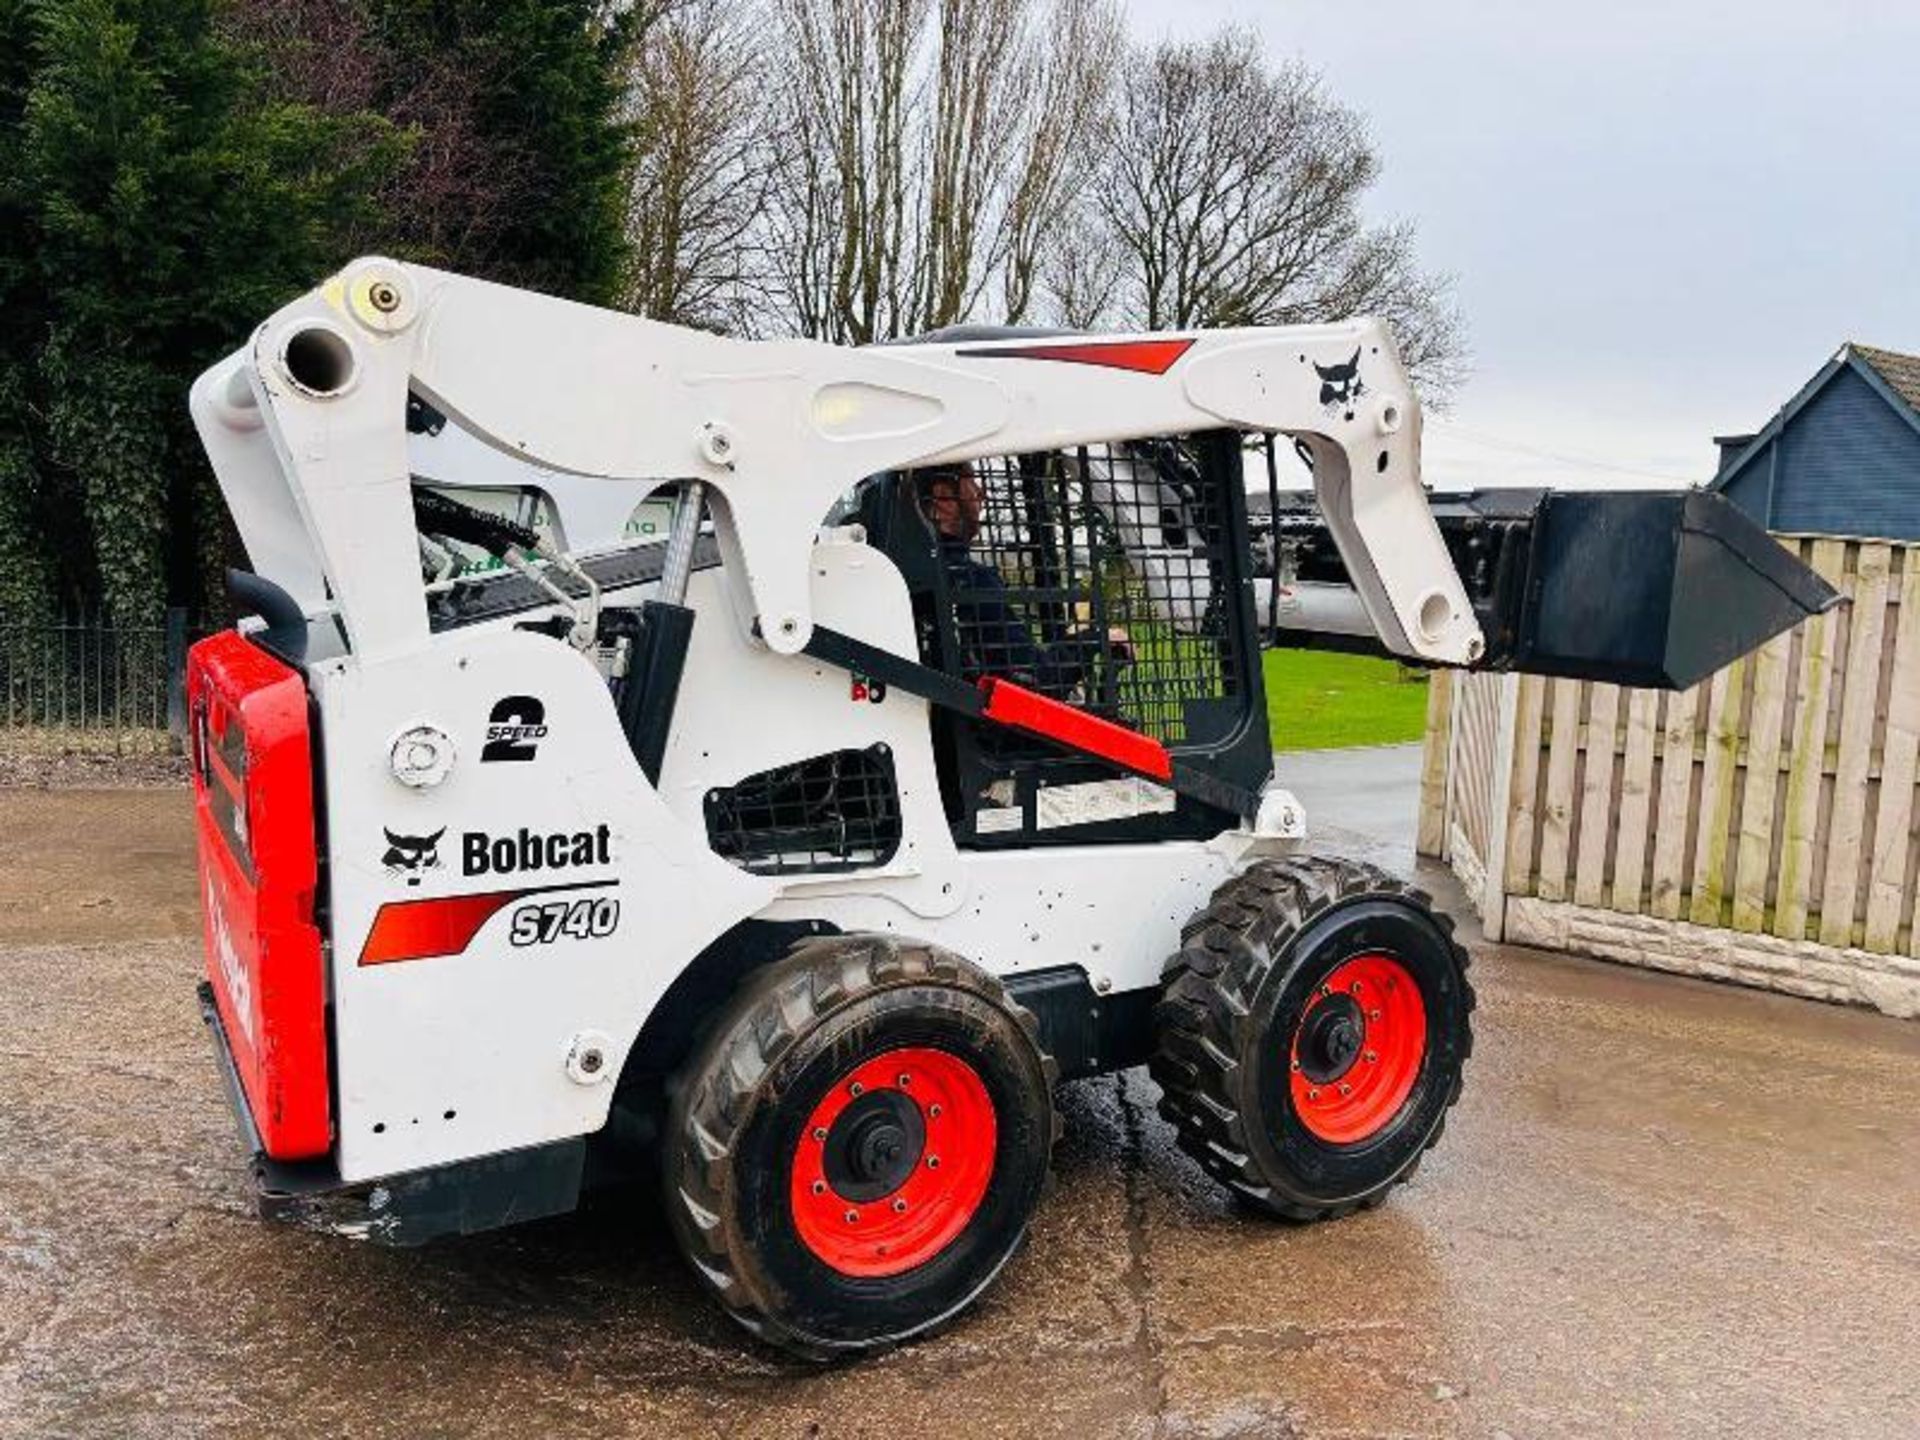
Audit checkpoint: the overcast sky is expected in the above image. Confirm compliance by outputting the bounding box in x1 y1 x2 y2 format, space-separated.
1126 0 1920 490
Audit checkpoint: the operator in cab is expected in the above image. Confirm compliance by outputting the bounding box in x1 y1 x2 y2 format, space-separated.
912 462 1133 697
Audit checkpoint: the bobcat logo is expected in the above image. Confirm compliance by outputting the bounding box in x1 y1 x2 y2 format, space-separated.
382 827 445 887
1315 347 1365 412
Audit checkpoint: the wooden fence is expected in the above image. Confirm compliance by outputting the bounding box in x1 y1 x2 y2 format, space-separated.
1421 536 1920 1019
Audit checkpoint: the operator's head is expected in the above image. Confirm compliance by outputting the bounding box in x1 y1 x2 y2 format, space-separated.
915 463 984 546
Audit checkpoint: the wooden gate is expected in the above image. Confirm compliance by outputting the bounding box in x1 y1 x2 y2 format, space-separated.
1419 537 1920 1017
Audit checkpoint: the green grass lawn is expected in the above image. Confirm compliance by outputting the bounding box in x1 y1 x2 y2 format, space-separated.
1263 648 1430 752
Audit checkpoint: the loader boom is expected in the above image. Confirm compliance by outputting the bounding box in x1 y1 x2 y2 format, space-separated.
193 258 1482 672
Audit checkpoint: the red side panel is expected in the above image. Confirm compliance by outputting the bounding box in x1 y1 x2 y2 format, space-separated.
187 632 329 1160
976 676 1174 782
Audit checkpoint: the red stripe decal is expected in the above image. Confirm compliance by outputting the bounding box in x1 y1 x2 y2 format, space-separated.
956 338 1195 375
977 677 1173 781
359 889 522 966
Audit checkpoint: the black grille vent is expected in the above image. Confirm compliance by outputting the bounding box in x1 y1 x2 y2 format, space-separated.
704 745 902 876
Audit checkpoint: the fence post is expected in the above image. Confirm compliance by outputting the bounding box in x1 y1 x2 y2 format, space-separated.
165 607 189 743
1416 669 1454 858
1480 673 1521 942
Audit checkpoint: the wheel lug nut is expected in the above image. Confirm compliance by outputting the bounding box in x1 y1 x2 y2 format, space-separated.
1319 984 1332 997
1339 1083 1352 1096
813 1126 828 1141
844 1209 859 1224
1369 1009 1381 1021
898 1072 912 1087
892 1198 908 1213
1351 980 1363 994
926 1155 941 1169
1307 1088 1321 1101
1365 1050 1377 1064
928 1104 942 1119
849 1081 864 1097
811 1179 826 1195
1289 1060 1301 1073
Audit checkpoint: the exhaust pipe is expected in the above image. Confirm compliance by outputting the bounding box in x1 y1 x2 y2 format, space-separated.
227 568 309 665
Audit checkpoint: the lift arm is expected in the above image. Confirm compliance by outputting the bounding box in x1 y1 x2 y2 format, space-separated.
191 257 1481 668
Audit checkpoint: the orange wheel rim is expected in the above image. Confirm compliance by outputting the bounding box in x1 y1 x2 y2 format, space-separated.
789 1047 996 1278
1288 953 1427 1145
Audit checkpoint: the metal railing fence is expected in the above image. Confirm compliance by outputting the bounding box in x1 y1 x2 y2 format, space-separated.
0 610 200 754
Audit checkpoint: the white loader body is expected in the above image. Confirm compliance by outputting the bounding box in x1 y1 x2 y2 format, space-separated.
187 257 1480 1188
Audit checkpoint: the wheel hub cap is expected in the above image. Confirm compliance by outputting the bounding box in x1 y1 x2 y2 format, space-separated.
1296 994 1364 1083
823 1091 925 1201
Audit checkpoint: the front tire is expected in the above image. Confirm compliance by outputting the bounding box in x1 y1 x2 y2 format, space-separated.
663 934 1058 1359
1151 857 1473 1220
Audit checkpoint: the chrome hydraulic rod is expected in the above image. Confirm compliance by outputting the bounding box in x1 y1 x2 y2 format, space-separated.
658 481 706 607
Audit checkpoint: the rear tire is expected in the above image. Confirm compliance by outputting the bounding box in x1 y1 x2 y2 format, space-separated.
663 934 1058 1359
1150 857 1473 1220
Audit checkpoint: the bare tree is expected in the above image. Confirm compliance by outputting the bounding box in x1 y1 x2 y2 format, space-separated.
1092 28 1464 394
997 0 1119 323
622 0 769 329
760 0 922 342
1038 197 1124 330
759 0 1115 343
912 0 1024 329
240 2 1457 380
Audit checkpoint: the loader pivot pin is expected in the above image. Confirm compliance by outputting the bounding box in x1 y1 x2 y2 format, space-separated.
1289 953 1427 1145
789 1047 995 1278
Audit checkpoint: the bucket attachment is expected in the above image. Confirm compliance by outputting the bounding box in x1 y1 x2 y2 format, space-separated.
1265 488 1842 690
1456 489 1841 689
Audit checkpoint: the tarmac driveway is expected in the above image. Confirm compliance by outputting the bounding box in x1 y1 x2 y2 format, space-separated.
1 778 1916 1438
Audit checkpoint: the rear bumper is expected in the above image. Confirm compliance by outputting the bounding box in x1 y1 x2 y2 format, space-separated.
197 982 586 1246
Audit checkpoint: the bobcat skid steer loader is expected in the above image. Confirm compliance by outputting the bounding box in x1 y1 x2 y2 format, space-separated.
185 257 1835 1357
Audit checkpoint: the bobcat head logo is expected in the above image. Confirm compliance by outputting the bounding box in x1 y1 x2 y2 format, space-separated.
382 827 444 887
1315 348 1365 412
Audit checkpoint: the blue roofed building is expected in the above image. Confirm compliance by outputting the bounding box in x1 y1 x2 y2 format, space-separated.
1712 343 1920 542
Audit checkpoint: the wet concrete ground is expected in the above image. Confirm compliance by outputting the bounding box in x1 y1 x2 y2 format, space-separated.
1273 743 1422 881
2 779 1917 1438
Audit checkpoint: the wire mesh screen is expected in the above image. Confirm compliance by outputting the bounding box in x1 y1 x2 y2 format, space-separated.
704 745 903 876
923 440 1241 746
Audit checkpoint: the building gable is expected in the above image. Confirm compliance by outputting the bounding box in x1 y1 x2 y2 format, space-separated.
1714 347 1920 542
